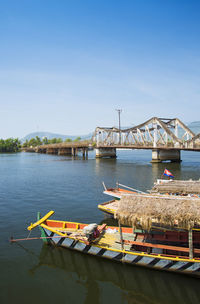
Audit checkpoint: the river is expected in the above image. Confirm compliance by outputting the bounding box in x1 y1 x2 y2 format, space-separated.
0 150 200 304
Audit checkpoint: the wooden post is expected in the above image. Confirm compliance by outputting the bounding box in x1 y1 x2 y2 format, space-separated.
119 222 124 251
189 229 193 259
72 148 76 157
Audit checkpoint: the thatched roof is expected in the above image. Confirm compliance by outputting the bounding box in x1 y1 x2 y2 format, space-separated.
114 194 200 230
150 180 200 195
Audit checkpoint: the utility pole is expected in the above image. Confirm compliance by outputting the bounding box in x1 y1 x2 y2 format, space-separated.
116 109 122 144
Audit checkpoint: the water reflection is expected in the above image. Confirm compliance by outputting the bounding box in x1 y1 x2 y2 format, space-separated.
151 162 182 183
30 244 200 304
2 151 200 304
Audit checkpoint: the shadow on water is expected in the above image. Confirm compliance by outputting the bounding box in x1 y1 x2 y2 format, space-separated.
29 244 200 304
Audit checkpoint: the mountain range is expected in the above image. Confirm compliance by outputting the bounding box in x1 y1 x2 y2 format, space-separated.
21 121 200 142
21 132 93 142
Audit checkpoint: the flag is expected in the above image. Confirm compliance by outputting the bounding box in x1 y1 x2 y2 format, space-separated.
163 169 174 178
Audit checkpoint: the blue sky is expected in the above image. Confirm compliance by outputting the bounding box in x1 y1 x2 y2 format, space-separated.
0 0 200 138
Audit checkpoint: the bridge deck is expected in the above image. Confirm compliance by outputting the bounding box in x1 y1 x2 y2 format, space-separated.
96 145 200 151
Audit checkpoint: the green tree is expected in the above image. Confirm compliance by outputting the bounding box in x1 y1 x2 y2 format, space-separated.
0 138 21 152
49 138 57 144
42 137 49 145
35 136 42 146
56 138 63 143
28 138 37 147
22 139 29 148
74 136 81 142
65 138 72 143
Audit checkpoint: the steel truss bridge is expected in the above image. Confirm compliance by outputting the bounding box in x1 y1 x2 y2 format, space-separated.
93 117 200 151
28 117 200 162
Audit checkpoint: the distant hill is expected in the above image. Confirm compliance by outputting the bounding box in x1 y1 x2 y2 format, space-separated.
21 121 200 143
21 132 93 143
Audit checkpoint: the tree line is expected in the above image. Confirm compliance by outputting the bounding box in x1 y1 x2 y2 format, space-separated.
22 136 82 147
0 136 82 152
0 138 21 152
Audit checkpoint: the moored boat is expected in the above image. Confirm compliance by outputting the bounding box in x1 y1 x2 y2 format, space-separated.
150 179 200 197
98 199 119 215
102 182 146 199
27 206 200 277
98 182 146 215
99 178 200 216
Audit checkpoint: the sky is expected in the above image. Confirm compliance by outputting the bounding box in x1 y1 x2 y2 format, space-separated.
0 0 200 138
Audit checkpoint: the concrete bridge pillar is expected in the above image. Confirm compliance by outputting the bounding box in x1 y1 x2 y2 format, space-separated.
151 149 181 163
72 148 78 157
95 148 116 158
82 148 88 158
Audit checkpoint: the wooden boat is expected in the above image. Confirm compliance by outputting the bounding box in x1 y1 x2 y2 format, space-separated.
98 191 192 217
98 182 146 215
99 179 200 216
102 182 145 199
98 199 119 215
27 210 200 277
150 179 200 197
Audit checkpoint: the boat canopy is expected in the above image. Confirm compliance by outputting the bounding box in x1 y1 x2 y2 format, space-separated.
150 179 200 195
114 194 200 230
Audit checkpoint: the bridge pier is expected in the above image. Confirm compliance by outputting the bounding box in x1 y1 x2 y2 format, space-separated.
47 148 59 154
72 147 78 157
82 148 88 158
151 149 181 163
58 148 72 155
95 148 116 158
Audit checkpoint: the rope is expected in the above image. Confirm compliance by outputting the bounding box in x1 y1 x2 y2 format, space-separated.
26 229 32 239
118 183 146 194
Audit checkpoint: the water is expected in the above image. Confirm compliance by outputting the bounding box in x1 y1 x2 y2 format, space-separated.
0 150 200 304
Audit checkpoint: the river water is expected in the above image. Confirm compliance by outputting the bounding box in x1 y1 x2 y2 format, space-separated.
0 150 200 304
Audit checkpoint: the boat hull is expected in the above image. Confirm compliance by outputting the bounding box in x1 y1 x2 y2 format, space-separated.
98 200 116 216
41 226 200 277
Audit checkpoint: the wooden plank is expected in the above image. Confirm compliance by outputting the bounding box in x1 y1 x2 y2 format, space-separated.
119 222 124 250
189 229 193 259
121 239 200 254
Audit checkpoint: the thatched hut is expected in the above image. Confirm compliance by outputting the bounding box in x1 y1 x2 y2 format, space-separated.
150 180 200 195
114 194 200 230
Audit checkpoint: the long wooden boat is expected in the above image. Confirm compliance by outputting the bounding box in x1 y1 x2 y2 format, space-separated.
103 187 136 199
151 179 200 196
27 211 200 277
99 179 200 216
98 199 119 215
102 182 146 199
98 182 146 215
98 192 197 217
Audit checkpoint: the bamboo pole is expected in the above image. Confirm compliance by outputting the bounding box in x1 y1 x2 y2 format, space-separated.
10 235 67 243
189 229 193 259
119 222 124 251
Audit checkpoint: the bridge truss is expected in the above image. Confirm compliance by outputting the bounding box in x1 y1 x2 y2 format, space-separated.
93 117 200 150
